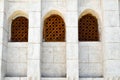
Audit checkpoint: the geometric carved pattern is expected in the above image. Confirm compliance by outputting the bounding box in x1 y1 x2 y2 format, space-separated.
11 16 28 42
43 14 65 42
78 14 99 41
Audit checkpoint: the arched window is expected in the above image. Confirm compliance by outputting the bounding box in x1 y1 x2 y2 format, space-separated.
11 16 28 42
43 14 65 42
78 14 99 41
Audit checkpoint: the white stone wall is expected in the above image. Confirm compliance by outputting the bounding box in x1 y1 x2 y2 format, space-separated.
41 42 66 77
79 42 103 77
41 0 67 78
7 43 27 77
0 0 120 80
5 0 29 78
78 0 103 77
0 0 8 80
103 0 120 77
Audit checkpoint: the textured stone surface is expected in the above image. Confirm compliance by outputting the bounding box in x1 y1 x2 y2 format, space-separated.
41 42 66 77
0 0 120 80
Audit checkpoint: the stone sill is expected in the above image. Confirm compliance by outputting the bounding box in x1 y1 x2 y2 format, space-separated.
8 42 28 48
4 77 104 80
5 77 27 80
79 78 104 80
41 78 66 80
79 42 101 46
42 42 66 47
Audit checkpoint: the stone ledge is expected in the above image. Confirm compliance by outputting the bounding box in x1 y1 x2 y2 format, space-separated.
41 78 66 80
42 42 66 47
8 42 28 48
5 77 27 80
79 78 104 80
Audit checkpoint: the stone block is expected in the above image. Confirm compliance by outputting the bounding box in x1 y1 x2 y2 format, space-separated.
1 61 7 77
7 63 27 77
65 12 78 27
27 60 40 80
79 63 89 77
57 0 66 9
19 48 27 63
5 77 19 80
89 46 102 62
42 42 66 47
28 44 40 60
104 60 120 76
79 63 102 77
53 46 66 63
0 12 4 27
0 0 4 12
0 45 2 60
8 1 28 15
2 45 7 61
66 43 78 60
104 27 120 42
66 0 77 11
44 1 57 9
79 42 101 47
20 77 27 80
8 43 28 48
104 11 119 27
28 28 40 43
41 46 54 63
66 28 78 42
7 47 20 63
67 60 79 79
103 0 118 10
79 46 89 62
93 78 104 80
104 43 120 60
0 28 3 43
3 29 8 46
7 47 27 63
41 78 66 80
41 63 66 77
78 0 100 8
29 12 41 28
79 78 92 80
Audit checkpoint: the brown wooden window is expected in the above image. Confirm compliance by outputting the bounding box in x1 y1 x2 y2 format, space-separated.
43 14 65 42
11 16 28 42
78 14 99 41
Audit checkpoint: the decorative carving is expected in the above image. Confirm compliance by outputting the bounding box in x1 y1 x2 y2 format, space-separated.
11 16 28 42
78 14 99 41
43 14 65 42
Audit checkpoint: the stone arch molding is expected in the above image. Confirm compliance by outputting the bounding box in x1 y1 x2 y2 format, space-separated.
79 9 102 41
8 10 28 41
42 10 66 42
43 10 65 21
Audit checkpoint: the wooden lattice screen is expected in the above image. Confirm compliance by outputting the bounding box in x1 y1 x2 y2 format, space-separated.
11 16 28 42
43 14 65 42
78 14 99 41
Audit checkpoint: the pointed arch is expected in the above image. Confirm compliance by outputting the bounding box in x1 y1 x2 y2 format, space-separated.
9 11 28 42
43 11 65 42
78 9 100 41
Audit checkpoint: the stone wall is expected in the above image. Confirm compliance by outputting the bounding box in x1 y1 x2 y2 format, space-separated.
41 42 66 77
78 0 103 77
0 0 120 80
7 43 27 77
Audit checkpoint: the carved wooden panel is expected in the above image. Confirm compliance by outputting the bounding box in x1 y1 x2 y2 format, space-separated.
11 16 28 42
43 14 65 42
78 14 99 41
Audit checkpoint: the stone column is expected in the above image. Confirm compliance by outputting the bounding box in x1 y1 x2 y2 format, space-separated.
102 0 120 78
66 0 79 80
0 0 8 80
27 1 41 80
